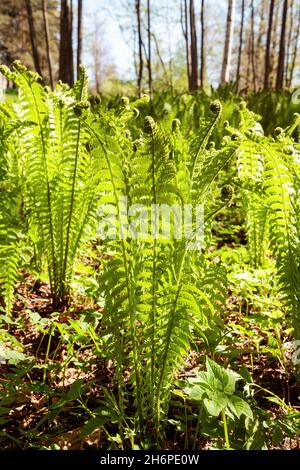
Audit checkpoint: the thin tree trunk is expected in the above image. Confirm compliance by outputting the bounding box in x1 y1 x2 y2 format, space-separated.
285 0 293 87
181 0 191 90
59 0 74 85
94 46 101 94
189 0 198 91
288 1 300 87
24 0 43 77
250 0 257 91
135 0 143 96
70 0 74 84
152 32 171 89
147 0 152 98
21 3 26 49
41 0 54 89
256 0 268 89
200 0 205 89
77 0 83 79
270 0 280 87
264 0 275 89
220 0 236 85
236 0 245 91
276 0 288 90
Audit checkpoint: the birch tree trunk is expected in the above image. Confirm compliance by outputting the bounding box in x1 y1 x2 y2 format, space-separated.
220 0 236 85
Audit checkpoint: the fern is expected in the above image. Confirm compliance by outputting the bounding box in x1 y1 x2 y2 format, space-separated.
234 104 300 338
83 97 232 443
0 62 99 307
263 139 300 337
0 103 23 315
227 104 269 268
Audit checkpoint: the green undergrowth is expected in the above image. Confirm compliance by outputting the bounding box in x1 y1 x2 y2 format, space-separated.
0 63 300 449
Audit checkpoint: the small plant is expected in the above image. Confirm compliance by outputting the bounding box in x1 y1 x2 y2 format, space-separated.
184 358 253 450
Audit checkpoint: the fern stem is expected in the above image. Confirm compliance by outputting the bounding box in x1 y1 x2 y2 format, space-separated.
149 127 158 416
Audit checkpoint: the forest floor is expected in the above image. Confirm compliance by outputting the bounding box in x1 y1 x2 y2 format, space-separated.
1 273 300 450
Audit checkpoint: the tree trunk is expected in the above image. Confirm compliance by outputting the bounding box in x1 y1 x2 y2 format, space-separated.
70 0 74 83
250 0 257 91
288 1 300 87
146 0 152 98
24 0 43 77
246 34 251 93
276 0 288 90
267 0 279 87
152 32 171 89
285 0 293 87
256 0 268 89
236 0 245 91
189 0 198 91
200 0 205 89
220 0 236 85
41 0 54 89
77 0 83 79
135 0 143 96
180 0 191 90
264 0 275 89
59 0 74 86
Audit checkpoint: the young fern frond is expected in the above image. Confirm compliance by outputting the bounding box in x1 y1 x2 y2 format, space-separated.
188 101 222 203
234 106 269 268
0 105 23 315
262 141 300 337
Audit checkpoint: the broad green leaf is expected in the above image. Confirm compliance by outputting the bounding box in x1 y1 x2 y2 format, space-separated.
205 357 241 395
228 395 253 420
185 384 205 402
203 392 228 417
81 415 111 437
67 378 84 401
